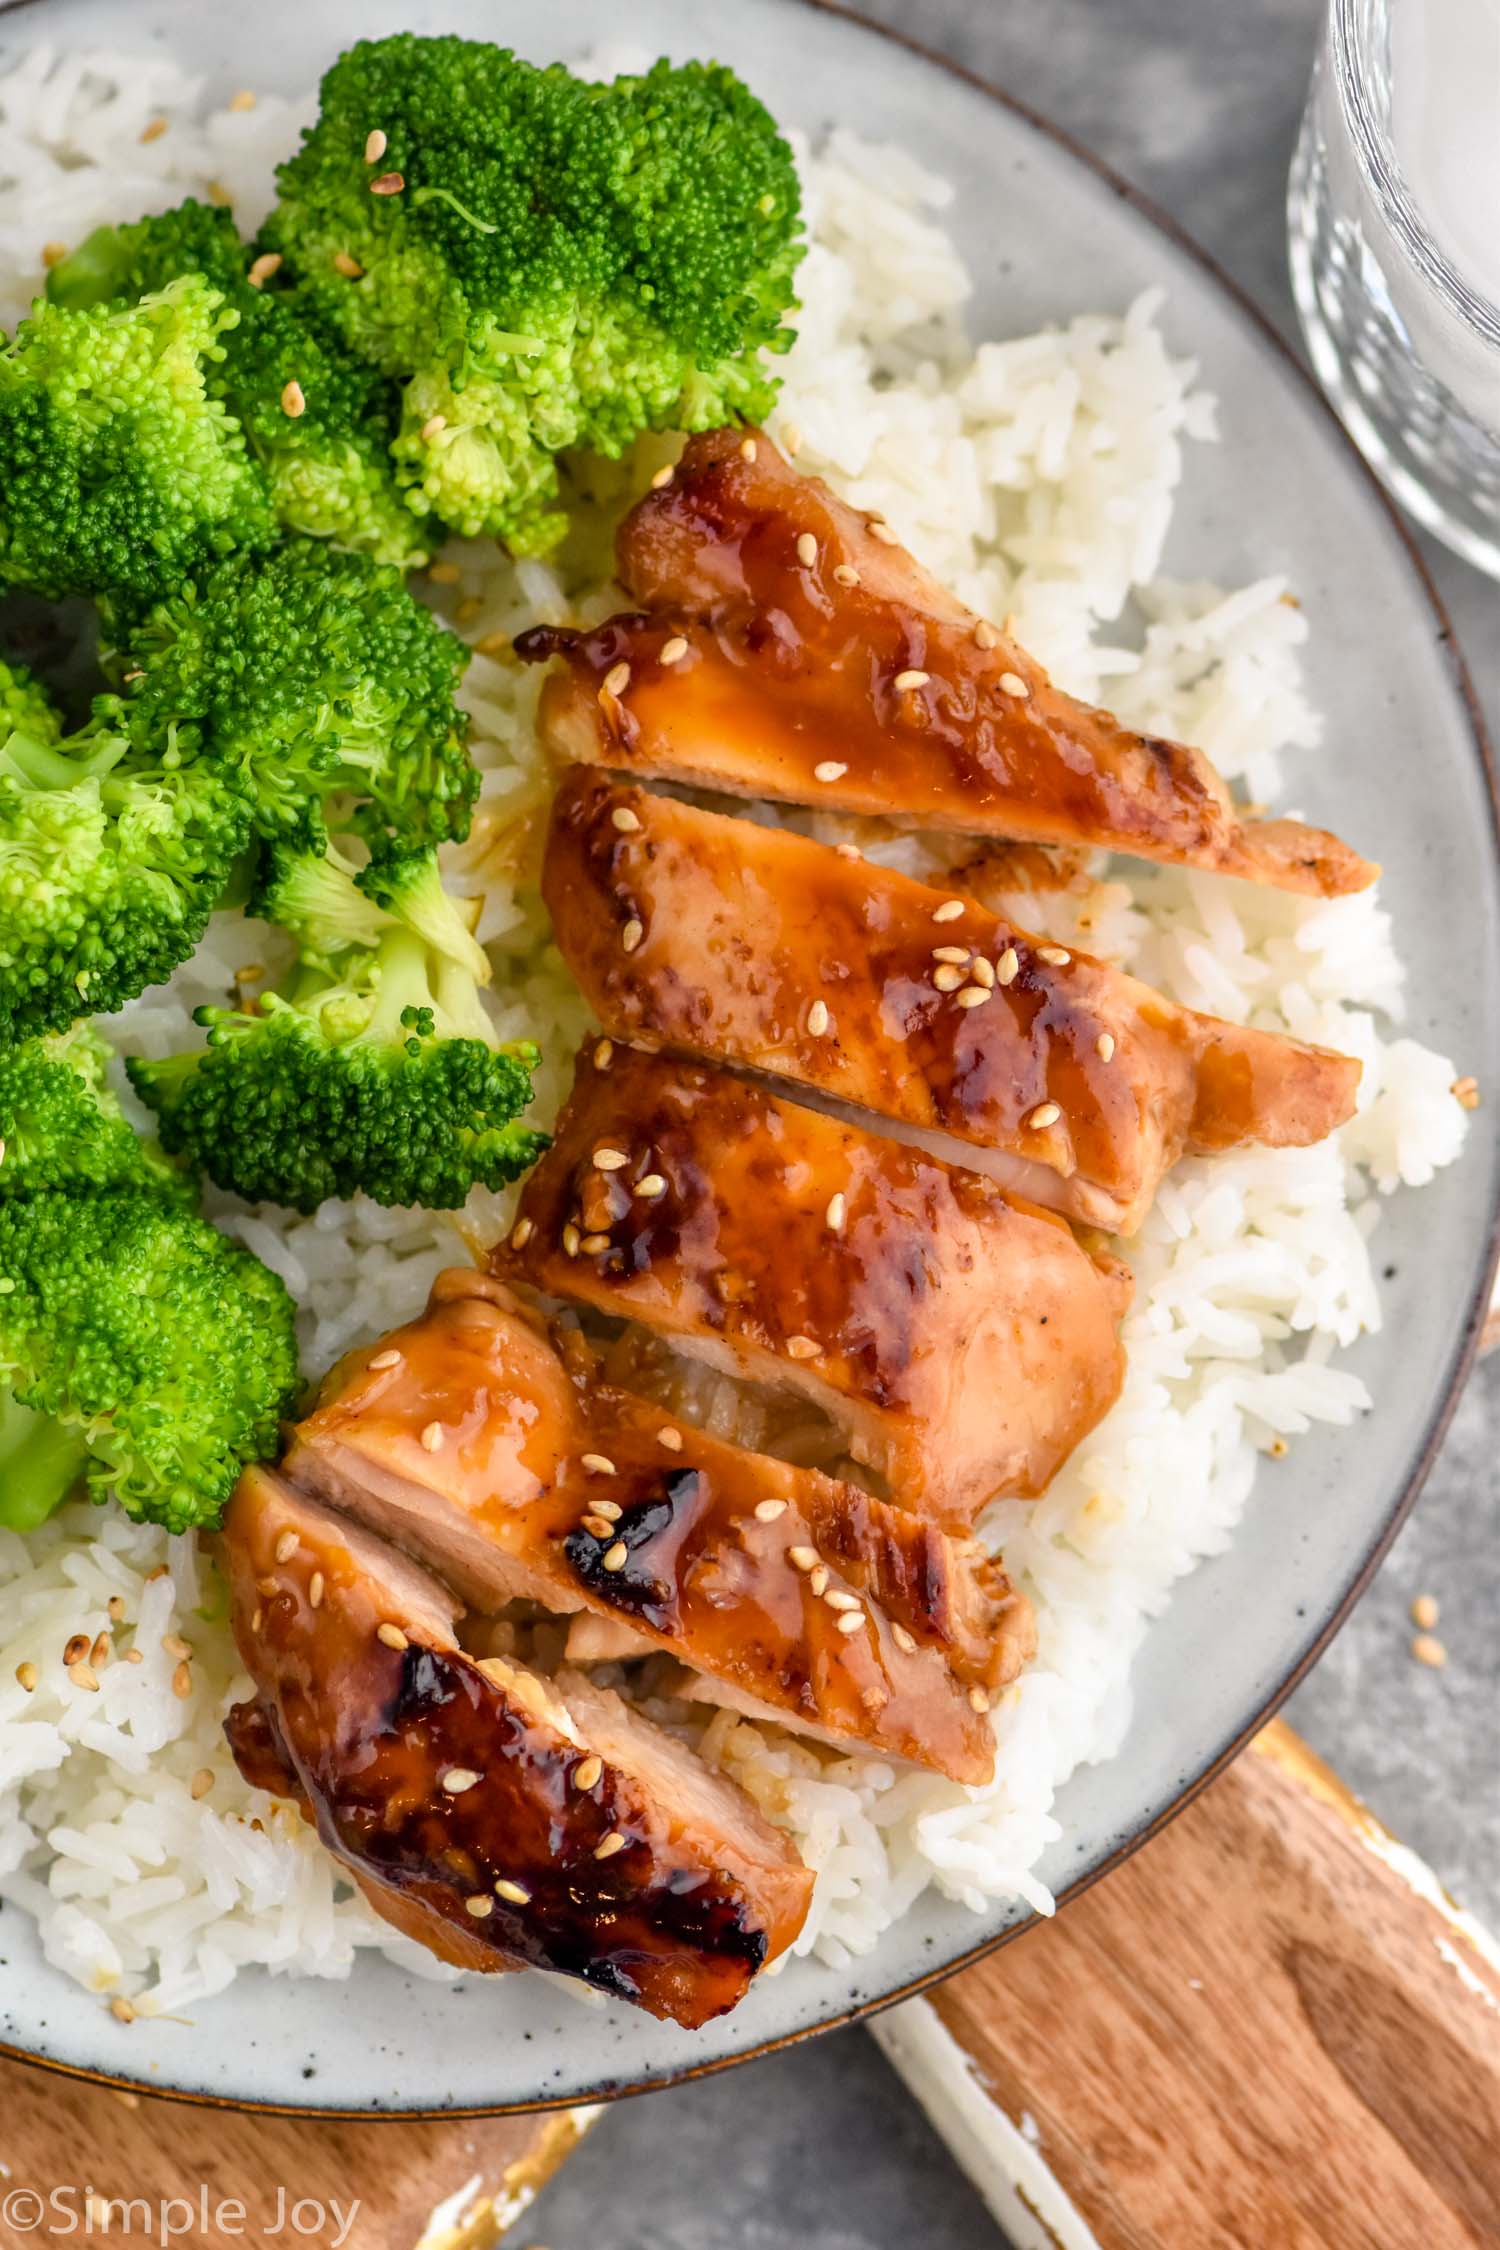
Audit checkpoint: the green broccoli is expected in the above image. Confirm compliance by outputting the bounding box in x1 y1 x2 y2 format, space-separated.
128 906 546 1214
48 202 426 570
0 1187 300 1533
0 656 250 1041
1 653 63 748
0 275 276 601
103 540 477 855
0 1022 190 1201
261 38 803 550
250 835 490 984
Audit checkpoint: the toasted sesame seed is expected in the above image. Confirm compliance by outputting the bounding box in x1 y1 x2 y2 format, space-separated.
369 1348 403 1371
998 670 1030 698
332 249 364 278
111 1997 137 2024
41 240 69 267
494 1878 531 1906
781 420 803 455
594 1038 615 1070
420 412 448 441
610 806 642 835
595 1830 627 1859
602 660 631 699
970 956 996 989
833 563 861 587
166 1634 196 1664
974 619 1000 650
932 965 964 992
891 1624 917 1655
182 1768 214 1807
806 999 832 1037
826 1192 847 1233
635 1173 668 1200
997 947 1020 985
504 1219 533 1257
1096 1032 1116 1062
247 251 282 288
835 1609 864 1635
206 179 232 206
308 1572 325 1610
465 1894 494 1917
1411 1593 1440 1630
430 559 462 592
893 668 930 692
1036 944 1071 967
68 1661 100 1693
1411 1633 1447 1669
591 1499 623 1522
739 437 758 462
63 1633 90 1666
932 945 970 965
581 1513 615 1539
140 116 167 143
824 1589 860 1612
788 1547 818 1573
274 1531 298 1565
377 1623 409 1651
441 1767 481 1794
956 985 991 1009
1027 1102 1062 1130
868 519 898 543
786 1334 819 1361
107 1595 126 1622
969 1686 992 1713
280 379 306 418
228 88 257 111
582 1453 617 1476
365 128 388 162
932 899 965 923
809 1565 829 1596
659 635 690 666
16 1660 38 1692
755 1499 788 1522
659 1426 684 1452
574 1755 604 1791
620 918 644 954
593 1147 629 1172
835 841 863 861
125 1648 144 1665
649 464 676 488
146 1565 170 1584
813 760 848 783
1452 1075 1480 1110
171 1661 192 1700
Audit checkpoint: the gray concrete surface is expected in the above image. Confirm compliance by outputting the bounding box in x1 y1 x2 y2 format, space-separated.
524 2 1500 2241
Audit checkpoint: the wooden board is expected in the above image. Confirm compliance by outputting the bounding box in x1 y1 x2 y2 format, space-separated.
876 1720 1500 2250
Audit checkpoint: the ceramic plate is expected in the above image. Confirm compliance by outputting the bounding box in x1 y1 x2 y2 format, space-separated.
2 0 1496 2118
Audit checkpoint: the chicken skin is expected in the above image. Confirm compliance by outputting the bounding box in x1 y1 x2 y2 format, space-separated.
494 1043 1130 1527
282 1271 1032 1786
221 1468 812 2026
542 772 1363 1234
515 426 1375 899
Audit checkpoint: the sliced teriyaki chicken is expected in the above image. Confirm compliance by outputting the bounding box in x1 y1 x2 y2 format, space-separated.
514 426 1376 899
493 1042 1130 1528
542 772 1363 1234
282 1271 1031 1785
221 1468 811 2026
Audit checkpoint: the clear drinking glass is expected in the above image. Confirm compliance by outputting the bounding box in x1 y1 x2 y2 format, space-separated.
1287 0 1500 576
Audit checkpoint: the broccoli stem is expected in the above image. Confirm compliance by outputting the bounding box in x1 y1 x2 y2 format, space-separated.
0 1389 89 1530
0 727 124 792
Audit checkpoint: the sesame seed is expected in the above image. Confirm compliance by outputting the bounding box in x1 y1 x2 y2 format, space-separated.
826 1192 847 1233
369 1348 403 1371
809 1566 829 1596
250 1607 264 1633
465 1894 494 1917
649 464 675 488
835 841 863 861
659 1426 684 1452
191 1768 215 1800
377 1623 409 1651
786 1334 819 1361
63 1633 89 1666
894 669 930 692
125 1648 144 1665
333 249 364 278
365 128 388 162
582 1453 617 1476
580 1230 612 1255
755 1499 787 1522
739 437 758 462
581 1514 615 1539
1411 1593 1440 1630
68 1661 100 1693
308 1572 324 1610
107 1595 125 1622
1452 1075 1480 1110
796 531 819 566
508 1217 534 1253
997 947 1020 985
636 1173 668 1200
833 564 861 588
274 1531 298 1565
607 808 644 839
813 760 848 783
41 240 69 267
146 1565 170 1583
781 421 803 456
574 1755 604 1790
835 1610 864 1636
806 1000 831 1037
111 1997 137 2024
974 619 1000 650
247 251 282 288
659 636 689 666
1036 944 1071 967
1410 1633 1447 1669
592 1499 623 1522
441 1767 481 1794
420 1422 445 1452
602 661 631 699
1027 1102 1062 1130
420 413 447 441
140 117 167 143
970 956 996 988
1096 1032 1116 1061
562 1222 582 1257
428 561 461 584
932 899 965 923
601 1540 629 1573
280 379 306 418
228 89 257 112
891 1624 917 1655
594 1831 626 1859
494 1878 531 1906
932 965 964 992
998 670 1030 698
593 1147 629 1172
162 1632 192 1661
789 1547 818 1573
956 986 991 1009
824 1589 860 1612
206 179 232 206
16 1660 38 1692
594 1039 615 1070
621 918 644 954
932 945 969 965
868 519 898 544
171 1661 193 1700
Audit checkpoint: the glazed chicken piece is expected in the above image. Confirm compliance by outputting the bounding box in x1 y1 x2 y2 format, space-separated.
543 772 1362 1235
221 1468 811 2026
282 1271 1032 1786
514 426 1375 900
494 1043 1130 1528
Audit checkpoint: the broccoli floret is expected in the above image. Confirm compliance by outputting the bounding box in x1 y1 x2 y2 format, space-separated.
263 38 802 551
0 275 276 600
0 666 250 1041
49 203 426 570
1 653 63 749
0 1188 301 1533
0 1022 190 1201
128 921 545 1214
103 540 477 854
252 834 490 985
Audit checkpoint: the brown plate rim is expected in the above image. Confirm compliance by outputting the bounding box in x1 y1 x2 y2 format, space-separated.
1 0 1497 2121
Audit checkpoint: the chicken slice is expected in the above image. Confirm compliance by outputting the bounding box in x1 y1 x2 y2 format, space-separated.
221 1466 811 2027
282 1271 1030 1786
542 772 1362 1234
494 1043 1129 1528
514 427 1375 899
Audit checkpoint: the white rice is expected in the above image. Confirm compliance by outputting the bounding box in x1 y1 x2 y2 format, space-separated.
0 49 1470 2011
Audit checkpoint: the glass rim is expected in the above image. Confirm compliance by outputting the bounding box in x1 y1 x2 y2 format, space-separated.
1330 0 1500 343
